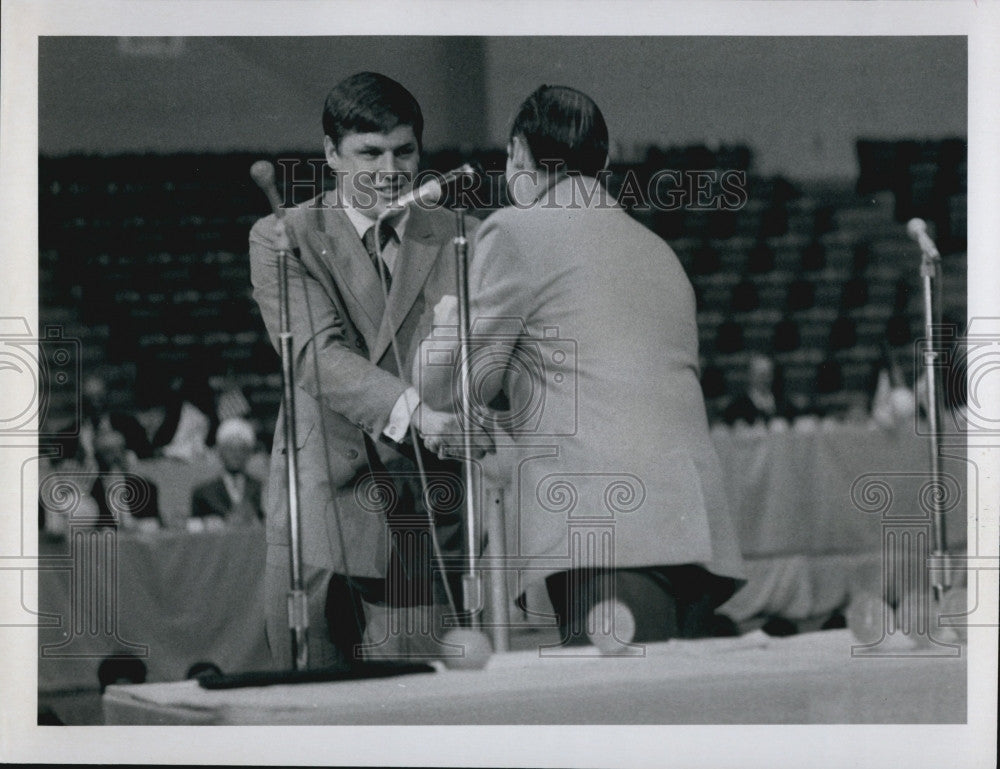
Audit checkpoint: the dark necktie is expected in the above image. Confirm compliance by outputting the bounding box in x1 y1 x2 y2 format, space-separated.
362 223 395 293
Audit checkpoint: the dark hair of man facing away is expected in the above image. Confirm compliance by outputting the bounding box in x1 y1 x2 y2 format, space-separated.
510 84 609 176
322 71 425 150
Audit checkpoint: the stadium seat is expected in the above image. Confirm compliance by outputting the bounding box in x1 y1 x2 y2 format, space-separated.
700 365 727 400
827 317 858 351
759 206 789 238
730 280 760 313
785 279 816 312
772 319 801 353
885 315 913 347
746 239 776 274
839 277 869 310
814 360 843 394
687 241 721 276
715 321 744 354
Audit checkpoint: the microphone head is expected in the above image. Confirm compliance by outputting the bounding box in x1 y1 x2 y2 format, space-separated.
384 162 480 213
413 177 445 206
250 160 276 190
389 177 444 211
906 217 928 241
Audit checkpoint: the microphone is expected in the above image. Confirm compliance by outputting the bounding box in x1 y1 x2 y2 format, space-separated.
251 160 295 251
907 218 940 260
250 160 285 217
387 163 477 211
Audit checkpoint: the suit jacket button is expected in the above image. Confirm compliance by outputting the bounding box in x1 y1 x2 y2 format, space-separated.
347 449 359 459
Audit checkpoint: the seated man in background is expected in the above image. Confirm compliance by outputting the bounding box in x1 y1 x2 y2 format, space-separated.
190 417 263 530
90 429 161 530
722 353 797 426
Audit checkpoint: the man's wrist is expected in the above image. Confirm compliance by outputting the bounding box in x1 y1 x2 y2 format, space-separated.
382 387 421 443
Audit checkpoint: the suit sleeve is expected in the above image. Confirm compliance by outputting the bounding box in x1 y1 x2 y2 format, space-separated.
249 215 408 438
191 484 210 518
417 215 533 411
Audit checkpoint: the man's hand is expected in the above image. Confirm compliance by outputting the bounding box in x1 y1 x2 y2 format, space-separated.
414 402 493 459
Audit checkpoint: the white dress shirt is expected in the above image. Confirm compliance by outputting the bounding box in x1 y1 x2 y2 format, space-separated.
341 203 409 276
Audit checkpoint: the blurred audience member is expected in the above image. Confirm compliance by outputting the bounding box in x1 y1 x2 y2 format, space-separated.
842 391 872 425
59 374 152 467
90 430 161 530
870 342 917 429
152 373 217 461
215 378 252 422
723 353 797 426
872 368 916 429
189 418 262 530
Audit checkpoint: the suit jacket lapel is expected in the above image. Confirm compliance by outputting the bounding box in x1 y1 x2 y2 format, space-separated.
307 202 386 345
372 207 442 365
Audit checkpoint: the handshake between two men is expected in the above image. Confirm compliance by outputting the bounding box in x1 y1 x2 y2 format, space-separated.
409 294 495 461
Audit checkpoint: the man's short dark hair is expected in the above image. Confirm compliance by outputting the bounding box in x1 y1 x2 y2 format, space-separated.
322 72 424 150
510 85 609 177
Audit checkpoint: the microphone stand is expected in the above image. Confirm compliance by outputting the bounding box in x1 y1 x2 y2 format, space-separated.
250 161 309 671
277 239 310 671
250 160 309 671
919 247 951 602
453 203 482 629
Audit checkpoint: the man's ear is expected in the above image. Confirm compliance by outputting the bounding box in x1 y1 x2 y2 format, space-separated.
323 135 339 170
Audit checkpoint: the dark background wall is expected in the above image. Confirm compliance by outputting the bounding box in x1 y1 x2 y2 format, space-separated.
482 37 966 177
39 36 965 178
38 37 488 155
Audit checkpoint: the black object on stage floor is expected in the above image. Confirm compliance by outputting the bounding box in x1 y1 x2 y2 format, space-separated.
197 660 435 690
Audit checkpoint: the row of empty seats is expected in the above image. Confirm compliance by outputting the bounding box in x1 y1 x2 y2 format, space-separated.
37 142 966 430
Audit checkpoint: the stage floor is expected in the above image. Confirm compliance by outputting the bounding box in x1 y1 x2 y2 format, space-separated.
102 630 966 725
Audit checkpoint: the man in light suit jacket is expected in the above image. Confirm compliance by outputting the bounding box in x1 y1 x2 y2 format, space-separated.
419 86 746 647
190 417 263 527
249 72 483 669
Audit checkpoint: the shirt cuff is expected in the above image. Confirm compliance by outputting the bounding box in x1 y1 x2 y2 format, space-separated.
383 387 420 443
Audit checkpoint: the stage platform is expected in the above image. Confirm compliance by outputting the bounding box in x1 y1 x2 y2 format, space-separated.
38 425 970 695
102 630 966 725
